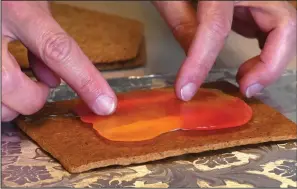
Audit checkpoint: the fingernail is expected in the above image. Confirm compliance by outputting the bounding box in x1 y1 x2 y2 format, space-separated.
246 83 263 98
93 95 116 115
181 82 197 101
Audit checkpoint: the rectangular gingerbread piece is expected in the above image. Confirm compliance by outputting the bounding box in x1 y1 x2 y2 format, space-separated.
16 81 297 173
8 2 145 70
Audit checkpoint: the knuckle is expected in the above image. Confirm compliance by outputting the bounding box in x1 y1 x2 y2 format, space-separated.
2 68 24 97
208 19 231 38
259 60 281 83
172 22 196 36
22 87 49 115
204 11 232 38
195 63 212 80
2 114 18 122
25 98 46 115
40 32 72 64
78 76 98 94
2 110 19 122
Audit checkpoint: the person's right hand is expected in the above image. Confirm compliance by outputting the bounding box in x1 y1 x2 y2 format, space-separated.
2 1 117 122
153 1 296 101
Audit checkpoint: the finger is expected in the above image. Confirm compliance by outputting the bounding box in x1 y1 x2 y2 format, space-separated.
233 4 267 47
235 2 296 97
232 6 269 48
153 1 197 52
232 19 258 38
232 7 260 38
10 3 116 115
28 51 61 88
2 43 49 115
176 1 234 101
256 31 268 50
1 103 19 122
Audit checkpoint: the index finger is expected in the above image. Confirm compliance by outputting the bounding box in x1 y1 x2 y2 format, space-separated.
176 1 234 101
153 1 197 52
10 3 117 115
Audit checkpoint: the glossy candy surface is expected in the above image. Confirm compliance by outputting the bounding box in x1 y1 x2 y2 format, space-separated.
74 88 253 142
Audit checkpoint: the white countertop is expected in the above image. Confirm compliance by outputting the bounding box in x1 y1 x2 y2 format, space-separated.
60 1 296 79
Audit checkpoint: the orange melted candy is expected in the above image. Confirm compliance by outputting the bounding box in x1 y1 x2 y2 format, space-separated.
74 88 252 142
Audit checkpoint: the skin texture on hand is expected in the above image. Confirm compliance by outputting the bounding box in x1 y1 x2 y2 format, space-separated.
2 1 117 122
153 1 296 101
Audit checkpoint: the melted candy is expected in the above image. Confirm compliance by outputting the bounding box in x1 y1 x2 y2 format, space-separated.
74 88 252 142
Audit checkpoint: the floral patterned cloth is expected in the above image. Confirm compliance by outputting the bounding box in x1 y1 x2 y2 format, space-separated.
2 69 296 188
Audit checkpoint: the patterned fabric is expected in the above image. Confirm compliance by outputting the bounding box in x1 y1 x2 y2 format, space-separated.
2 69 296 188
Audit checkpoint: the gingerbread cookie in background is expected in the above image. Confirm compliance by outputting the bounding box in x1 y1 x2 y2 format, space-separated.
8 3 146 73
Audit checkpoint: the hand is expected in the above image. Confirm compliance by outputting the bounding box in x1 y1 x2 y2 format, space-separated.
154 1 296 100
2 1 117 122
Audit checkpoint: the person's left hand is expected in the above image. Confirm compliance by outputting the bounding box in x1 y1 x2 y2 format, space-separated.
153 1 296 101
